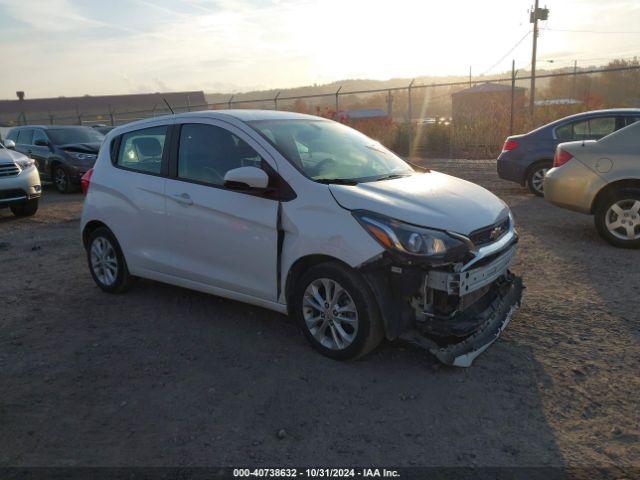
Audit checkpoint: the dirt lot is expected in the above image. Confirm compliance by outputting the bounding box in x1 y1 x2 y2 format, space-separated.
1 159 638 473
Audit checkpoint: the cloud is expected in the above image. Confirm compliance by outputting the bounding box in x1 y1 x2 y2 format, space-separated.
0 0 136 33
0 0 639 99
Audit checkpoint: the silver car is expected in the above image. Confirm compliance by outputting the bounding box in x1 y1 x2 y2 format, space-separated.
0 140 42 217
544 121 640 248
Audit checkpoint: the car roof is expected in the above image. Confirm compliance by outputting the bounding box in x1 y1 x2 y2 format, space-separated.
11 125 95 130
111 109 328 132
528 108 640 135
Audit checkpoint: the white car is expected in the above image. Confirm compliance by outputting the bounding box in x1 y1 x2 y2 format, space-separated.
80 110 523 367
0 140 41 217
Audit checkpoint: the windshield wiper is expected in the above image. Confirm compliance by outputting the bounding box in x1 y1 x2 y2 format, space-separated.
373 173 413 181
315 178 359 185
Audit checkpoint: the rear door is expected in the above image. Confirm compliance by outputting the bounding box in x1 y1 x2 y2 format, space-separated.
105 123 173 275
164 119 280 301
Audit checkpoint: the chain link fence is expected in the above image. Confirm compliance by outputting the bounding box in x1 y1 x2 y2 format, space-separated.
3 61 639 159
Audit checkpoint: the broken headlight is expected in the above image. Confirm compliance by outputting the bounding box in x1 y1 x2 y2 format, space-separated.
353 210 469 260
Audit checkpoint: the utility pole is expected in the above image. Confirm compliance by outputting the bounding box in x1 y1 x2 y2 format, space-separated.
572 60 577 99
510 59 517 135
407 79 415 156
469 66 472 87
529 2 549 123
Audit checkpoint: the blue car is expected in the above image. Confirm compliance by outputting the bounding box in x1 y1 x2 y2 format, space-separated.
497 109 640 196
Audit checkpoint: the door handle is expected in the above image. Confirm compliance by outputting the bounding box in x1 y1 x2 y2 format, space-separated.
171 192 193 206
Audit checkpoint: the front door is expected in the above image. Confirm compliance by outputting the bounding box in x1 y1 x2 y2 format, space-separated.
31 129 52 178
164 120 279 301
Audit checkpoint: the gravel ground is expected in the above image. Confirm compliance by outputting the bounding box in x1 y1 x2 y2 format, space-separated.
0 159 638 474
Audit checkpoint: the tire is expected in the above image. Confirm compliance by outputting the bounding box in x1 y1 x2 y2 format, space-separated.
293 261 384 360
526 162 552 196
10 199 38 217
53 165 74 194
86 227 134 293
594 188 640 249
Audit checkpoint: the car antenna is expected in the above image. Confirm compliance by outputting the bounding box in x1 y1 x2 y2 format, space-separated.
163 98 175 115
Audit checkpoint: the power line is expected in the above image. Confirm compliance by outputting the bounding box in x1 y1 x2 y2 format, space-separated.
543 27 640 34
480 30 531 76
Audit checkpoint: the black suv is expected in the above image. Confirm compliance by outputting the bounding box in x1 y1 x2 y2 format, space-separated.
5 125 104 193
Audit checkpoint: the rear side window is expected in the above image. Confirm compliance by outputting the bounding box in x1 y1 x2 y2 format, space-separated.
117 126 168 175
177 123 262 186
555 117 617 141
589 117 616 139
626 116 640 127
17 129 34 145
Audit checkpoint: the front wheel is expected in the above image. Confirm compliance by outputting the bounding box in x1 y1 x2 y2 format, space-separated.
526 162 551 196
10 199 38 217
87 227 135 292
54 166 74 193
594 188 640 249
293 262 383 360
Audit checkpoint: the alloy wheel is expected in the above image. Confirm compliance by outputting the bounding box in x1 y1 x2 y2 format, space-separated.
55 168 68 192
531 167 548 194
605 199 640 241
90 236 118 286
302 278 359 350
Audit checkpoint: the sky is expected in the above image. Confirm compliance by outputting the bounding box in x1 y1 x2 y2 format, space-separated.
0 0 639 99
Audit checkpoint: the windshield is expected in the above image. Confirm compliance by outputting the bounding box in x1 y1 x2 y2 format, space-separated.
47 127 104 145
247 119 413 183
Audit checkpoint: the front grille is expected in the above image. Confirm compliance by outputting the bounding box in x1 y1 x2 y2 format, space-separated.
469 216 510 247
0 163 20 178
0 189 26 201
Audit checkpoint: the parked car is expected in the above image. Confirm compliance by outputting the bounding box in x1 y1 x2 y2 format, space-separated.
0 141 41 217
5 125 104 193
544 121 640 249
498 109 640 196
81 110 523 367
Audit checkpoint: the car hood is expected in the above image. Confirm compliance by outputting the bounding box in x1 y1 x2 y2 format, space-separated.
60 143 101 153
0 148 28 165
329 171 509 235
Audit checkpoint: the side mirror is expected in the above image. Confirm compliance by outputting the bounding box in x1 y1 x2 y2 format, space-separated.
223 166 269 190
4 139 15 149
34 139 50 147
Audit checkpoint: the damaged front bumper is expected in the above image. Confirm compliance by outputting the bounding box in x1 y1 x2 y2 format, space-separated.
401 272 523 367
361 230 524 367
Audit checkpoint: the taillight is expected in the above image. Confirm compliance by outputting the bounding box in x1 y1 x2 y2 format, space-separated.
502 139 519 152
81 168 94 195
553 149 573 168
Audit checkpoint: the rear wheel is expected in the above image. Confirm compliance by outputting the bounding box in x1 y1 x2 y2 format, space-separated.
526 162 551 196
10 199 38 217
594 188 640 249
293 262 383 360
87 227 134 292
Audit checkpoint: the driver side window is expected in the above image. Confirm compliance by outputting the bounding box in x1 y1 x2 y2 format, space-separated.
117 126 167 175
177 123 263 186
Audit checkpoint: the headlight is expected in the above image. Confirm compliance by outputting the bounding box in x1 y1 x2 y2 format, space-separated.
65 151 97 161
353 210 469 260
16 157 35 169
